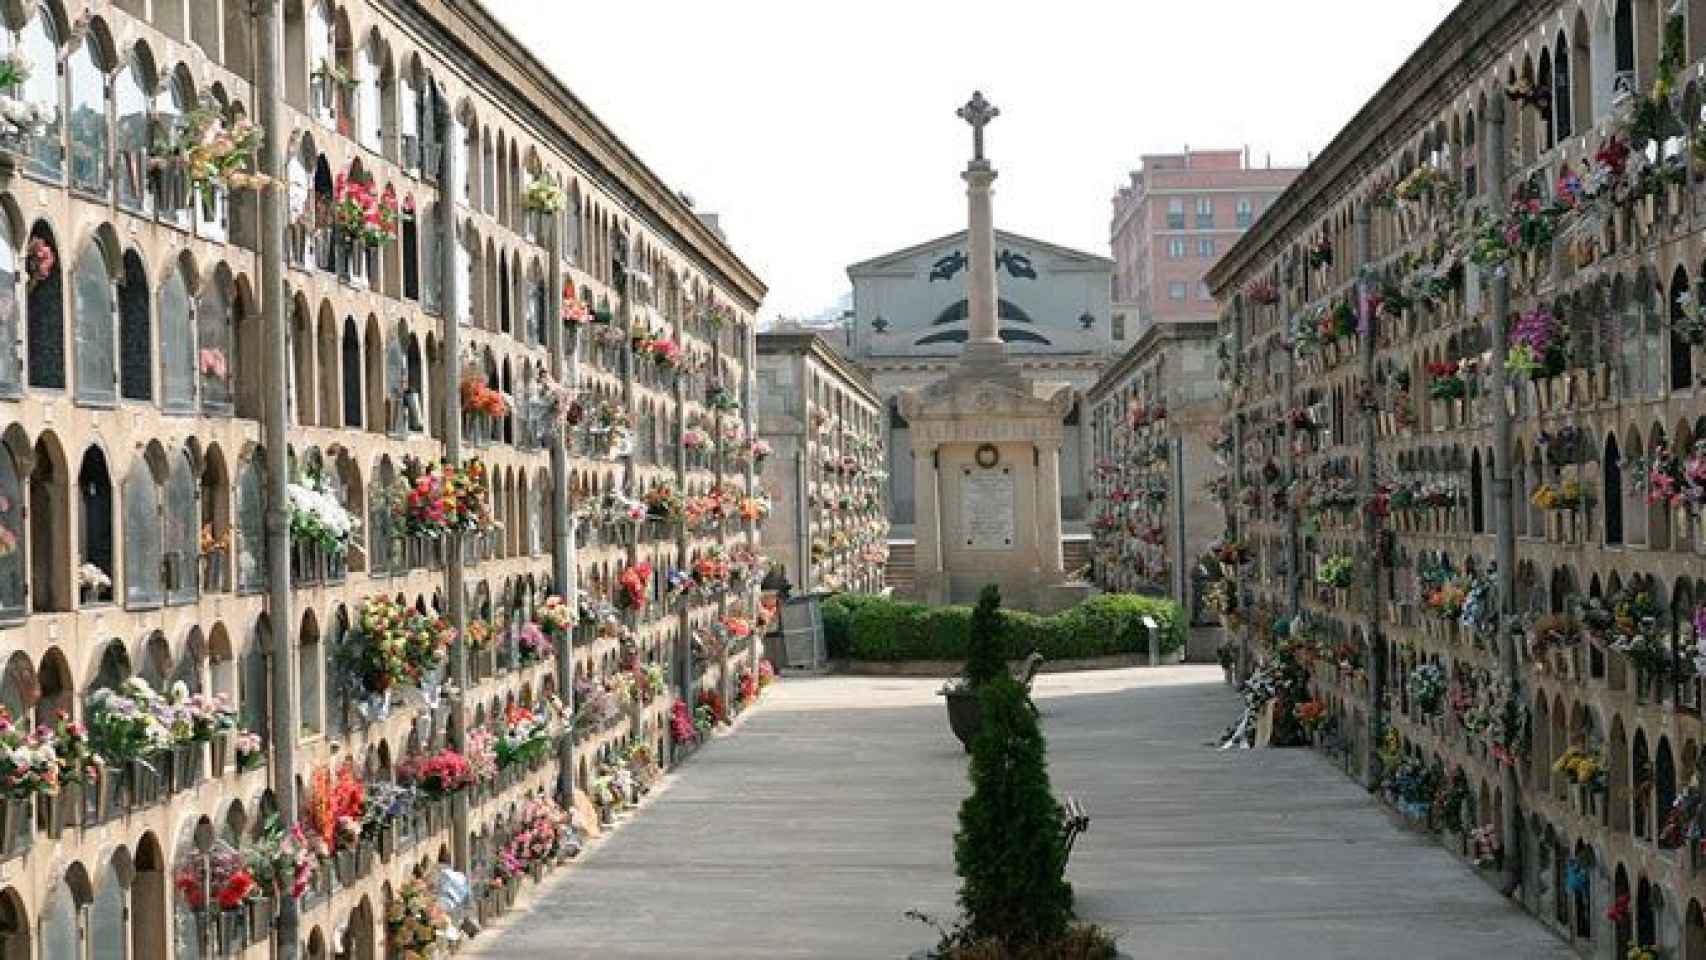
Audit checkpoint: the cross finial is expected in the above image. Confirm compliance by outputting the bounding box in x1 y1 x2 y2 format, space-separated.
957 90 999 162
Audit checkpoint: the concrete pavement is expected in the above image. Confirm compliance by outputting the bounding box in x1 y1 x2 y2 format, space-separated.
471 666 1570 959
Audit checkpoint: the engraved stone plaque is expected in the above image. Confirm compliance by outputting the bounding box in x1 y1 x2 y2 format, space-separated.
961 466 1015 549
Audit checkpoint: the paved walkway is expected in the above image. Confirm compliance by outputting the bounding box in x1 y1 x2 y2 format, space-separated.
473 666 1570 959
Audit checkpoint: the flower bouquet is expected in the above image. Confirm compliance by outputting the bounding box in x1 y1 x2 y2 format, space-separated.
287 472 358 559
397 748 473 799
386 876 450 960
331 172 400 247
397 456 493 538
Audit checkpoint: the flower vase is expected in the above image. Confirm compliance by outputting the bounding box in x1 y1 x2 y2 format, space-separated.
0 799 23 856
218 908 244 954
129 758 160 808
1431 400 1447 432
334 848 356 886
248 896 273 945
378 824 396 860
1640 194 1657 233
210 733 229 779
1451 398 1465 428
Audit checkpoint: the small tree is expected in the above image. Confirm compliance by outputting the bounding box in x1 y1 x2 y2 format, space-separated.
952 675 1072 949
962 584 1006 688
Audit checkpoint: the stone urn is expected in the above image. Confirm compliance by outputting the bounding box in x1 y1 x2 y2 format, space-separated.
942 688 981 753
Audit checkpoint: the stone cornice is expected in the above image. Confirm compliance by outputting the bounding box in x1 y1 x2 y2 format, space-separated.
757 331 882 408
1207 0 1549 295
1086 320 1218 403
407 0 767 310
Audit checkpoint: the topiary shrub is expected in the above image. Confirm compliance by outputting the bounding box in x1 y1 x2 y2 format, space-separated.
962 585 1006 688
951 676 1073 949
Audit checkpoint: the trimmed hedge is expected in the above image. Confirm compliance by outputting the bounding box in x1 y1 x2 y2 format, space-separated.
821 592 1185 663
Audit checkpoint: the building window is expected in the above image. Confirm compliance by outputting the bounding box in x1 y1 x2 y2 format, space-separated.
1198 238 1215 259
1166 198 1184 229
1195 196 1214 227
1168 281 1187 301
1236 198 1254 227
1112 313 1126 341
1167 238 1186 259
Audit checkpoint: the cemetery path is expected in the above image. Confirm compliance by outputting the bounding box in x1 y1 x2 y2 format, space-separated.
472 666 1569 959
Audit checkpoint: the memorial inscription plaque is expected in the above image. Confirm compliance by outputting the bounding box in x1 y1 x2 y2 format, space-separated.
961 466 1015 549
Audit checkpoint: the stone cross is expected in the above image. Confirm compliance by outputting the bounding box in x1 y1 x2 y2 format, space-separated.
956 91 999 162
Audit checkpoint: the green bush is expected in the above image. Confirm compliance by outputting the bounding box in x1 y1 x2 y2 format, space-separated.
963 586 1006 688
837 591 1185 663
953 676 1073 947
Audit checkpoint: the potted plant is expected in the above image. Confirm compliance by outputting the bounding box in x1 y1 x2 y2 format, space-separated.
940 585 1007 752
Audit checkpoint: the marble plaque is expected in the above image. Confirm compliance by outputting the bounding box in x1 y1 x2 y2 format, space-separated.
961 467 1015 549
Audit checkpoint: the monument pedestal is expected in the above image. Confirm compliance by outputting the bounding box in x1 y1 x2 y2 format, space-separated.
901 374 1084 613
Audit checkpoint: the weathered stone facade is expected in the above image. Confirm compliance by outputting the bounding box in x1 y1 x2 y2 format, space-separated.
1208 1 1706 955
0 0 767 957
1085 319 1220 623
755 330 887 596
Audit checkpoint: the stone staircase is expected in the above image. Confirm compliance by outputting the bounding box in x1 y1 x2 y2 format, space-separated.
1062 535 1092 581
884 540 915 595
885 538 1094 596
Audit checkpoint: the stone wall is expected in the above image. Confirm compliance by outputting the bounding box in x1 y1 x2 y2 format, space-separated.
1207 1 1706 955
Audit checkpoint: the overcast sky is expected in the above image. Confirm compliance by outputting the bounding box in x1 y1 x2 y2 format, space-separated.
488 0 1458 324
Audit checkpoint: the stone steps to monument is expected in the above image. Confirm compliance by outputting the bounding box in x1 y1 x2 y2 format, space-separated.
1062 535 1092 579
884 540 916 594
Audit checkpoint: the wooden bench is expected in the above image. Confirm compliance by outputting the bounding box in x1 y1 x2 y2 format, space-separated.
1059 795 1090 868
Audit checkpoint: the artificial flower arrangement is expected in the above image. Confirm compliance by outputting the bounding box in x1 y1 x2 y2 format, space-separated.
1634 439 1706 514
523 175 565 214
287 470 358 559
86 678 177 766
198 347 229 381
331 171 401 247
615 561 653 611
459 368 510 418
1293 699 1328 736
463 727 498 786
1315 554 1355 589
705 384 740 413
386 875 451 960
23 237 52 286
1505 306 1567 380
0 48 52 143
245 816 318 902
0 706 59 800
493 796 574 889
669 698 697 745
234 730 264 771
396 456 493 538
571 678 621 737
644 483 685 524
580 399 633 459
695 689 727 729
516 621 553 664
1406 662 1447 717
1553 745 1606 789
561 281 593 327
1394 164 1456 204
1246 280 1281 306
153 100 272 210
174 841 258 912
1530 479 1591 512
643 336 683 370
397 748 473 799
496 702 556 768
353 593 453 695
738 492 772 522
1306 236 1333 269
1425 360 1469 400
536 594 574 641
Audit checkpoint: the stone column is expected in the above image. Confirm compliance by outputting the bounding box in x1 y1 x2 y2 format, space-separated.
912 444 941 581
1036 439 1063 574
963 162 1001 357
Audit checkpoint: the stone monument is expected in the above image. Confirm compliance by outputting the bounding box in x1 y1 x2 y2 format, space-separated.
897 92 1085 613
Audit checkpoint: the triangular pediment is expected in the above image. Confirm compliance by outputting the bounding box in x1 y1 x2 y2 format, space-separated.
846 229 1113 277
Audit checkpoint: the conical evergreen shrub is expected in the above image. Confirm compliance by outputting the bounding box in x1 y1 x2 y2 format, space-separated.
952 675 1072 948
962 584 1006 688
